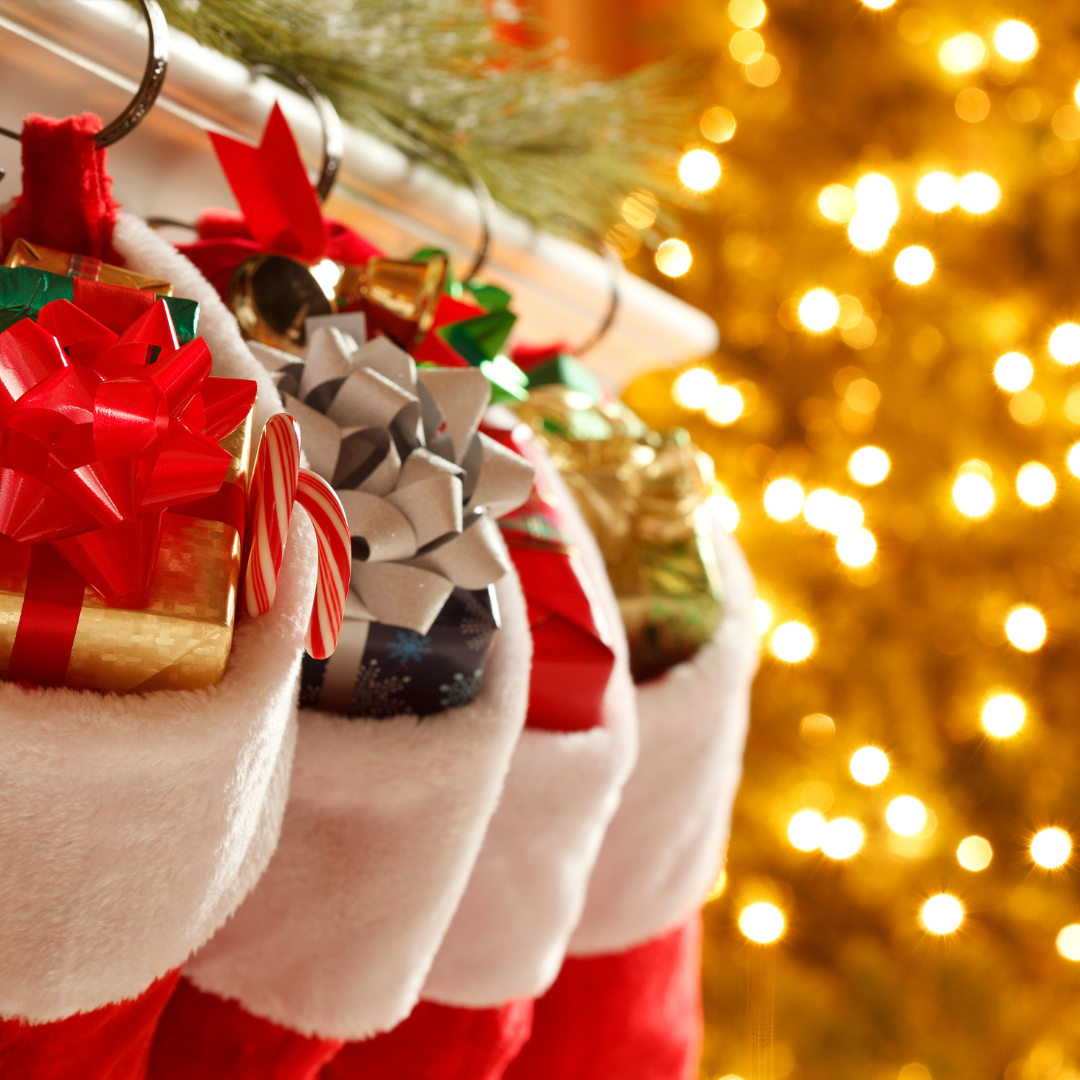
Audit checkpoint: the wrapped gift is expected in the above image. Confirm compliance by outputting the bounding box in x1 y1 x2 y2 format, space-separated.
5 236 173 295
250 324 534 716
512 353 723 683
0 285 257 693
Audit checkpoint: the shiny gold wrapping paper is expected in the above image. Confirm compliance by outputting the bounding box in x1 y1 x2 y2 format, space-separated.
4 238 174 295
515 384 723 683
0 413 252 694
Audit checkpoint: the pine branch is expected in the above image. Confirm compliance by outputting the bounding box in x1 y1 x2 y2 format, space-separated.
154 0 701 238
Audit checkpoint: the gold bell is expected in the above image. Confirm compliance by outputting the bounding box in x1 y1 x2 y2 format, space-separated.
358 254 448 350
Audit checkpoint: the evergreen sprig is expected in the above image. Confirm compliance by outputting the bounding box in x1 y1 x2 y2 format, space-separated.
155 0 701 237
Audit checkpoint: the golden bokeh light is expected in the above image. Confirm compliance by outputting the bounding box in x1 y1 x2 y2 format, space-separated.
705 385 745 425
849 446 891 485
887 796 928 836
953 472 995 517
1067 442 1080 477
1049 323 1080 365
728 0 767 29
917 172 957 212
850 746 890 785
993 20 1038 62
764 478 805 521
819 183 857 223
994 352 1033 391
708 494 741 532
955 88 990 124
804 490 864 534
738 902 785 943
957 173 1001 213
1016 463 1056 507
655 238 692 277
981 693 1025 737
730 29 765 64
836 528 877 567
822 817 864 859
938 33 987 74
798 288 841 331
1005 605 1047 651
860 0 895 9
1057 925 1080 961
801 713 836 741
848 214 890 251
895 246 935 285
957 836 993 871
771 621 815 662
620 191 658 229
745 54 781 86
1031 827 1072 869
754 598 773 634
679 148 721 192
921 894 964 934
788 809 827 851
855 172 900 224
701 106 737 143
672 368 720 409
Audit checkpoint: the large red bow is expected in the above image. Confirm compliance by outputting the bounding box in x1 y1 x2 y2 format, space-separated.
0 300 256 602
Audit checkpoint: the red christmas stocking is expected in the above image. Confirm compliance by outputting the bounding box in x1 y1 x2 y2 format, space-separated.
504 917 703 1080
324 999 534 1080
148 979 341 1080
0 971 181 1080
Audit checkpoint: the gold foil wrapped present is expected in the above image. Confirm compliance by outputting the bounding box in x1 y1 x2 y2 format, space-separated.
0 415 252 694
5 238 174 295
515 378 723 683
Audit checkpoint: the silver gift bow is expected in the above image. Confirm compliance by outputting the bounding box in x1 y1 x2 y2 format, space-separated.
250 328 534 653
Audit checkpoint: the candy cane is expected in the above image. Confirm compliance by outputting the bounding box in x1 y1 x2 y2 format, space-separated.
242 415 351 659
294 468 351 659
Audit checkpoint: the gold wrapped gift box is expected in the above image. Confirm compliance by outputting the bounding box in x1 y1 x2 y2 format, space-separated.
4 238 173 295
515 383 723 683
0 415 252 695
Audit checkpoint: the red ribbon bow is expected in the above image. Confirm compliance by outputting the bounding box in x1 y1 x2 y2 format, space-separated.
0 299 256 602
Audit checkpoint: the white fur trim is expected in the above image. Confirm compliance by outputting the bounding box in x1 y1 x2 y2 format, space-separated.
113 212 283 433
568 523 758 956
183 542 532 1041
0 507 318 1023
421 449 639 1008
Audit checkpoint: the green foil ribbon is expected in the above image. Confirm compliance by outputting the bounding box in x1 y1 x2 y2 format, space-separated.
514 357 723 683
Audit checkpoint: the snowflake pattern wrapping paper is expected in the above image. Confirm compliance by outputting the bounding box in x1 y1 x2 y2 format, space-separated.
301 585 500 718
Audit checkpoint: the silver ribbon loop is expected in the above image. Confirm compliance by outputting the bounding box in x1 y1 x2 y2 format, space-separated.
252 325 534 638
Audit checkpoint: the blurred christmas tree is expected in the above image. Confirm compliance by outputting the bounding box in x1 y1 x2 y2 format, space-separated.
613 2 1080 1079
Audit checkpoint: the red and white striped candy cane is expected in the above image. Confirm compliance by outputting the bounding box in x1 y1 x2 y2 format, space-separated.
242 414 351 659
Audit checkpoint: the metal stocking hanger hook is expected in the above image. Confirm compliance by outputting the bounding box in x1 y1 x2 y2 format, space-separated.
0 0 169 177
551 216 621 357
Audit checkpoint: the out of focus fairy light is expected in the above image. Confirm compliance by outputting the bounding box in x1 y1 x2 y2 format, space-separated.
850 747 889 785
836 528 877 567
849 446 891 485
953 472 995 517
921 894 964 934
1049 323 1080 365
771 621 815 662
673 368 720 409
764 479 805 521
679 149 722 192
848 215 891 251
1017 463 1056 506
706 385 745 425
887 796 927 836
939 33 987 74
957 173 1000 213
788 810 827 851
730 29 765 64
728 0 767 29
709 495 740 532
1067 443 1080 477
754 598 773 634
655 239 692 277
856 173 899 222
1005 605 1046 651
822 818 864 859
798 288 841 331
994 352 1033 391
957 836 993 871
895 246 935 285
738 902 785 943
1032 828 1072 869
819 184 858 222
1058 925 1080 961
994 20 1038 62
981 693 1026 737
861 0 895 9
701 107 737 143
310 258 343 300
917 172 958 212
804 489 864 534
